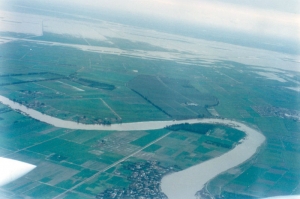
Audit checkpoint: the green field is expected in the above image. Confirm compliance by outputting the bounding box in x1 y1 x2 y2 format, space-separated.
0 104 248 198
128 75 218 119
0 14 299 199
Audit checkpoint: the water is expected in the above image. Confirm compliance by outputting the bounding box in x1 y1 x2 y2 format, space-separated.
0 95 266 198
161 120 265 199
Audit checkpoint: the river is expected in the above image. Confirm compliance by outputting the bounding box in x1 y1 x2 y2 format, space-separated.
0 95 266 198
160 120 265 199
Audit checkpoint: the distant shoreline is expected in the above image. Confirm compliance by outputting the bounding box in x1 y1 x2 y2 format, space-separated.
0 95 266 198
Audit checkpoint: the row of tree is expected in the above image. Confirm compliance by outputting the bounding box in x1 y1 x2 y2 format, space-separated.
165 123 216 134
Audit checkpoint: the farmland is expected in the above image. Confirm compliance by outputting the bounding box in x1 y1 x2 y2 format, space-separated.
128 75 218 119
0 9 300 199
0 106 247 198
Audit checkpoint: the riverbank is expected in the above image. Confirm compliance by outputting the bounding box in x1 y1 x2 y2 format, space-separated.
0 95 266 198
160 121 265 199
0 95 256 131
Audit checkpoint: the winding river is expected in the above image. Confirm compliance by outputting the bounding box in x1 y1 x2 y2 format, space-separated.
0 95 265 198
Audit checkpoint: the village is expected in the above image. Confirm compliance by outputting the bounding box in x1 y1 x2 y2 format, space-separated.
96 161 177 199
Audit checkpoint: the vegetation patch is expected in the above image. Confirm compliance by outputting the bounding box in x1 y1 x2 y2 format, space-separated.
130 129 168 147
70 77 115 90
166 123 216 134
142 144 162 152
128 75 218 119
48 153 68 162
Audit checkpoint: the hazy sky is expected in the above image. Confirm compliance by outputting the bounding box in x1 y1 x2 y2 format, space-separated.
46 0 300 41
1 0 299 42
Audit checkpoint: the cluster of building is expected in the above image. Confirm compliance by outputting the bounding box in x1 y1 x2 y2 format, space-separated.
96 161 177 199
252 106 300 121
15 90 45 108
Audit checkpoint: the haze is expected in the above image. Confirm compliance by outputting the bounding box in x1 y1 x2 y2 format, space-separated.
30 0 300 41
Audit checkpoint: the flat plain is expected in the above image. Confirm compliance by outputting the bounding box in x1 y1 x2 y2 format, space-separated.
0 10 299 199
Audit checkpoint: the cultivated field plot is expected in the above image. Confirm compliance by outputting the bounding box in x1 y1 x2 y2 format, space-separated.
128 75 218 119
195 62 300 198
0 39 178 124
0 105 246 198
0 10 300 199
